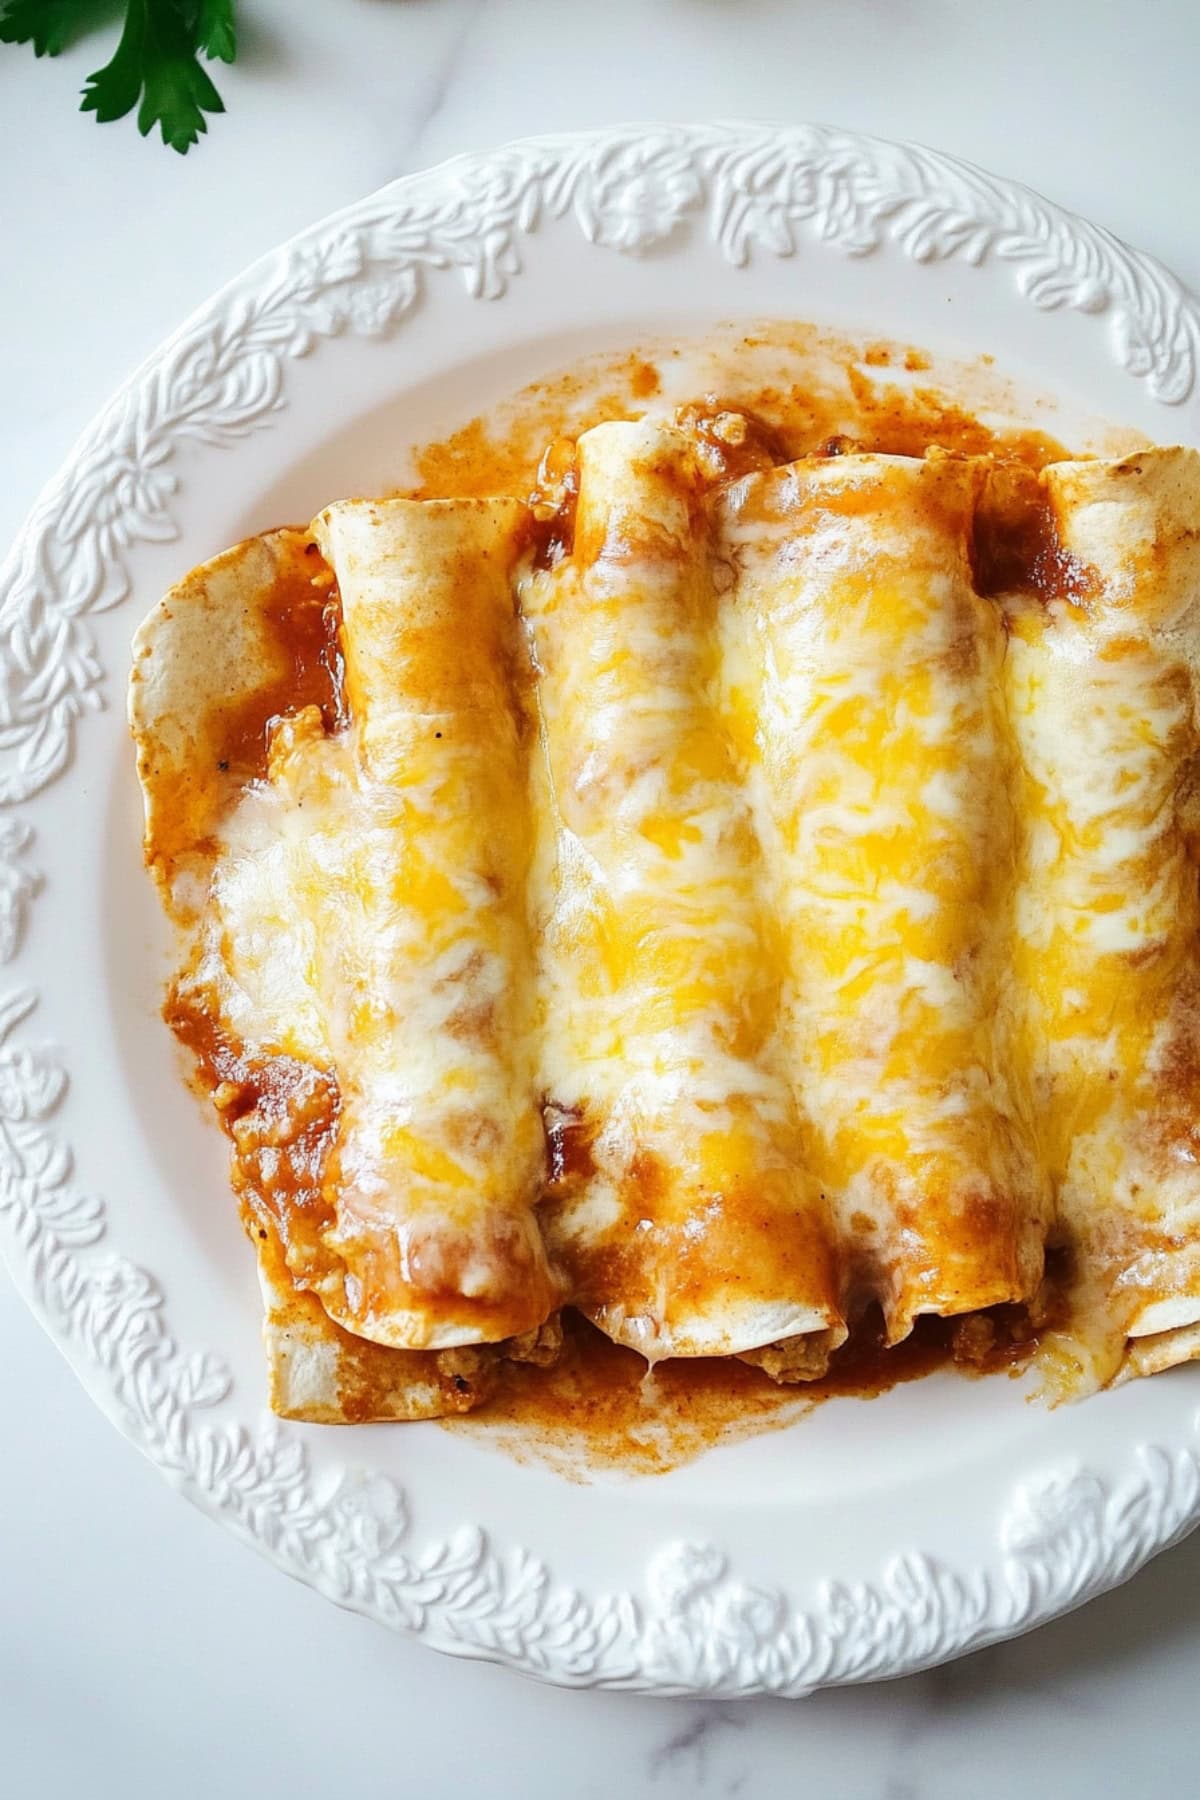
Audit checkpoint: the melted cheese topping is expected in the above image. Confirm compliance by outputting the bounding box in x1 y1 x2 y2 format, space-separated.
522 422 840 1358
719 456 1049 1337
187 500 560 1351
145 433 1200 1386
1002 456 1200 1374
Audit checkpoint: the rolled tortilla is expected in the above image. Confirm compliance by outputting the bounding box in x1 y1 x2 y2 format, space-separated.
522 420 843 1361
999 448 1200 1382
259 1221 562 1423
718 452 1049 1340
131 525 557 1411
131 518 559 1413
129 528 340 917
307 498 560 1349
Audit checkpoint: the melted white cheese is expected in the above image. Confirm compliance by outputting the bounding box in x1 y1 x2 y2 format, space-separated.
522 419 840 1356
720 454 1049 1332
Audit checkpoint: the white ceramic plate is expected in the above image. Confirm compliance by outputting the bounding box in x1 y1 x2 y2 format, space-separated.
6 122 1200 1697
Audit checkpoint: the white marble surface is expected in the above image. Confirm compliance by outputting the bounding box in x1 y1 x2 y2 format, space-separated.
4 3 1200 1794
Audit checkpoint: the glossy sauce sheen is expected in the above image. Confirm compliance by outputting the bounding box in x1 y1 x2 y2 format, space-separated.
217 537 347 780
972 469 1102 605
406 325 1080 503
165 958 343 1306
131 530 348 883
451 1304 1048 1478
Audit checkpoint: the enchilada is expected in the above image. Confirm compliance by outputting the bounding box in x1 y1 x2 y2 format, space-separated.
130 412 1200 1425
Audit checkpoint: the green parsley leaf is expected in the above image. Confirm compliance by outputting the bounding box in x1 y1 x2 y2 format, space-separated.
0 0 116 57
194 0 234 63
81 0 227 155
79 0 145 120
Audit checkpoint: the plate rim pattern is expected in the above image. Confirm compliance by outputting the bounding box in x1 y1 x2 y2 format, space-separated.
4 120 1200 1693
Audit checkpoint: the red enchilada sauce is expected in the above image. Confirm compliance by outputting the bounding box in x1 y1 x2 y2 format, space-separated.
164 981 341 1274
157 532 346 1280
972 467 1102 606
216 535 347 782
453 1298 1054 1478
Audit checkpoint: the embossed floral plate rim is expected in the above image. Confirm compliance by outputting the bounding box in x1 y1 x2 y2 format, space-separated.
5 121 1200 1697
